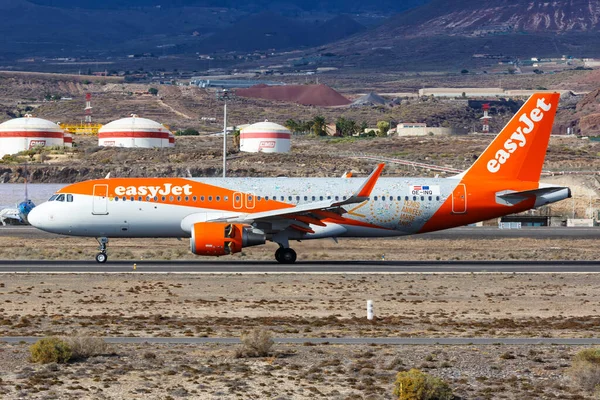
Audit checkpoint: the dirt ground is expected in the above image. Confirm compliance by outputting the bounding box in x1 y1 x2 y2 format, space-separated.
0 272 599 399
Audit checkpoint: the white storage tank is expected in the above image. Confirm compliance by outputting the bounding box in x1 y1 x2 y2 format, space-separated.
240 120 291 153
98 114 171 148
0 115 64 158
63 131 73 148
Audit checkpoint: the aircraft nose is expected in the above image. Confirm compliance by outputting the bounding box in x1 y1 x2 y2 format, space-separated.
27 205 44 229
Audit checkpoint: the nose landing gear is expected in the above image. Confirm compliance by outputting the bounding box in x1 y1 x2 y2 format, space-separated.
95 237 109 263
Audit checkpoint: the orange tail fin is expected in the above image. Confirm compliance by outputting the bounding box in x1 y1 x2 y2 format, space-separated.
464 92 560 182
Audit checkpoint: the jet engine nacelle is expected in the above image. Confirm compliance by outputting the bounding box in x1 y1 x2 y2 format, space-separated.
190 222 266 256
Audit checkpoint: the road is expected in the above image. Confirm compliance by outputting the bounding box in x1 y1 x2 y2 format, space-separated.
2 336 600 345
0 260 599 273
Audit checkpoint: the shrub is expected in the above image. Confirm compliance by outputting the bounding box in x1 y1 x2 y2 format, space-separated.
238 329 274 357
30 337 72 364
567 348 600 392
62 336 109 359
393 368 453 400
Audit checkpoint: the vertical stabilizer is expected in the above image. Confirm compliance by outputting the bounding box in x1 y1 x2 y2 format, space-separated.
464 93 560 182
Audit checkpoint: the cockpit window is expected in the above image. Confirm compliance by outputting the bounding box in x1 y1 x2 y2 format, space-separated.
56 194 65 202
49 195 58 201
67 194 73 202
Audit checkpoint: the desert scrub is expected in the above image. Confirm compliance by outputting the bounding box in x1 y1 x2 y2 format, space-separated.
30 337 72 364
236 328 274 358
62 335 109 360
393 368 453 400
566 348 600 392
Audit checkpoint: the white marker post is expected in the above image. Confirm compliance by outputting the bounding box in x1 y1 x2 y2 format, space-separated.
367 300 374 320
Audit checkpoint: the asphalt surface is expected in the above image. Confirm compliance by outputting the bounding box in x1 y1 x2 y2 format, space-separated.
0 260 599 273
3 337 600 345
1 226 600 240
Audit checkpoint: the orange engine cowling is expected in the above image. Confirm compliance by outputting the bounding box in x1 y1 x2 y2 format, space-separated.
190 222 266 256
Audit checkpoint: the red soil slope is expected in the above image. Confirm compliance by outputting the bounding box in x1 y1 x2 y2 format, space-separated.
236 84 351 107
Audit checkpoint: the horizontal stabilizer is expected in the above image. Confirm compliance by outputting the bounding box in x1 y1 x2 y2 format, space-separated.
496 186 571 207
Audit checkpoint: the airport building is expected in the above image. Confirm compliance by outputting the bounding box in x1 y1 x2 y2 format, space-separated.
240 121 291 153
0 115 64 158
98 115 173 148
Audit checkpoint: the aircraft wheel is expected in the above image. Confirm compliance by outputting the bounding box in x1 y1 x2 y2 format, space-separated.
275 248 283 262
96 252 108 263
278 248 297 264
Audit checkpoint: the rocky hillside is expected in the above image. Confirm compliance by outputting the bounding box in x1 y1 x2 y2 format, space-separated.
388 0 600 36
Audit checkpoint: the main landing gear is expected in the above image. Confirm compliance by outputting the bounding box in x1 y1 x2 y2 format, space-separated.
275 247 297 264
95 237 109 263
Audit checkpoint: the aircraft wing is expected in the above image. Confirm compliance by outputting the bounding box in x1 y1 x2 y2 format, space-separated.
209 164 384 233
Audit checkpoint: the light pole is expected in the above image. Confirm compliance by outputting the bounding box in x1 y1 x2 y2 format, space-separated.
217 89 232 178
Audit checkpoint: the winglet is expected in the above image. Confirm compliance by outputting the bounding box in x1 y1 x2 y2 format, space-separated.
355 163 385 198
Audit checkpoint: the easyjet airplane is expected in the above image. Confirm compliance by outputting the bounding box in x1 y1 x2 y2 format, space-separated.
28 93 571 263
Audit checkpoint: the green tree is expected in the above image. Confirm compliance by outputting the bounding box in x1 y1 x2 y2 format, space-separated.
311 115 326 136
175 128 199 136
285 119 301 133
148 87 159 96
377 120 390 137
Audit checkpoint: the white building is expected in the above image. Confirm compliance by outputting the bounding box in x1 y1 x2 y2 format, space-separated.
98 114 173 148
240 121 291 153
0 115 64 158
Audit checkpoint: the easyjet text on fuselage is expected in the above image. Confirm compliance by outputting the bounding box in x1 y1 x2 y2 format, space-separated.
114 183 193 197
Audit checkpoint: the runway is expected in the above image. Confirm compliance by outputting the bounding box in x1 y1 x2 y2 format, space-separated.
3 336 600 345
2 225 600 239
0 260 599 273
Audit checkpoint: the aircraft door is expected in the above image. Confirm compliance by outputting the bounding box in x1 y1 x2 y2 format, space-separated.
92 184 109 215
452 183 467 214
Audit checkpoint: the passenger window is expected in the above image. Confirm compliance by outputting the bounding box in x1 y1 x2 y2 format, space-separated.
208 196 213 201
319 196 323 201
420 196 424 201
193 196 197 201
413 196 416 201
296 196 300 202
265 196 269 200
177 196 181 201
67 194 73 202
304 196 308 201
397 196 401 201
216 196 220 201
312 196 315 201
115 197 119 202
257 196 261 201
201 196 205 201
130 196 134 202
436 196 440 201
288 196 292 201
280 196 284 201
169 196 174 201
122 196 126 201
185 196 189 201
327 196 331 200
335 196 339 201
374 196 378 201
138 196 142 201
428 196 432 201
343 196 347 200
146 196 150 201
382 196 386 201
153 196 158 201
